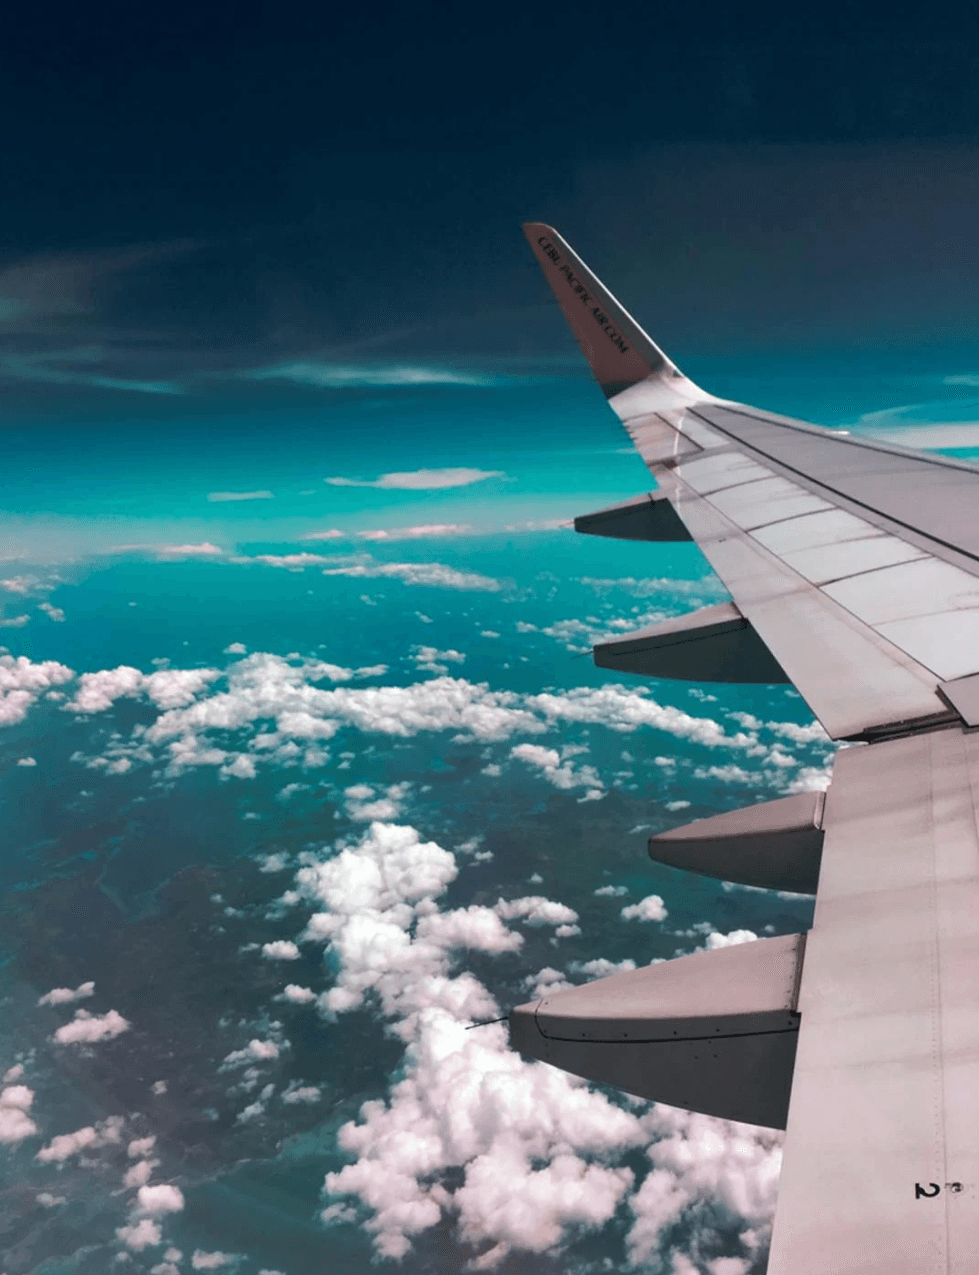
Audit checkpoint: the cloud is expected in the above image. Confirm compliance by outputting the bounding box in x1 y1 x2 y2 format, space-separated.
1 347 181 395
579 575 727 601
703 929 759 949
0 613 30 628
109 542 225 560
344 781 412 822
325 467 505 489
510 743 604 797
620 895 669 923
276 984 316 1004
0 1084 37 1145
247 361 495 389
224 642 247 654
0 576 34 594
207 490 274 502
262 940 301 961
356 524 472 541
67 665 221 714
37 1115 124 1162
625 1108 781 1269
190 1251 239 1269
299 528 345 541
412 645 466 674
54 654 834 804
138 1184 185 1215
503 518 574 532
238 553 333 570
282 822 641 1261
128 1135 157 1158
156 542 225 559
221 1038 282 1067
52 1008 130 1044
38 980 95 1006
124 1158 159 1188
320 556 502 591
0 654 75 726
38 601 66 621
116 1219 163 1250
282 1083 322 1104
495 896 579 929
244 817 786 1269
17 756 36 766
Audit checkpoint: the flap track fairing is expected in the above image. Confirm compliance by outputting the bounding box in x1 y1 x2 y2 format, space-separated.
509 932 806 1129
649 791 825 894
593 601 791 684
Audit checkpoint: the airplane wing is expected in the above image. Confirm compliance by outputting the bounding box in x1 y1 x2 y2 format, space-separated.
509 223 979 1273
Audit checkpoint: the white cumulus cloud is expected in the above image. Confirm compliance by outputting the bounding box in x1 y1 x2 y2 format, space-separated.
0 653 74 726
0 1084 37 1145
510 743 604 797
262 940 301 961
276 984 316 1004
52 1007 130 1045
138 1184 185 1215
620 895 669 923
117 1218 162 1251
37 1115 124 1162
38 980 95 1005
412 645 466 674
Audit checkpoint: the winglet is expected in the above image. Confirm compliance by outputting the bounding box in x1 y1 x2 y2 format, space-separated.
522 222 683 398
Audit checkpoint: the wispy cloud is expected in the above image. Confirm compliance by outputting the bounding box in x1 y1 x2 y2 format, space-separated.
206 490 274 502
325 468 505 490
1 349 181 395
854 398 979 449
244 361 497 388
299 529 346 542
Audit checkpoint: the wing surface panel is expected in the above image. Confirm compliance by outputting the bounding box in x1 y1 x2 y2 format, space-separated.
686 403 979 565
767 727 979 1274
652 464 951 738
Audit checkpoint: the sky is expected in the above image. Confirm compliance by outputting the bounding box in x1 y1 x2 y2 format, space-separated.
3 8 979 1275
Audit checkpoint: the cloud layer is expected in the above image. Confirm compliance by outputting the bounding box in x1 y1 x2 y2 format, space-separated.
250 821 785 1269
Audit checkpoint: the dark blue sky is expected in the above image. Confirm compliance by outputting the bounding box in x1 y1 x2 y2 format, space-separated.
4 7 979 422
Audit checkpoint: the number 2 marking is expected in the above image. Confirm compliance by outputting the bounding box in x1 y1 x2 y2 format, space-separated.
915 1182 963 1198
